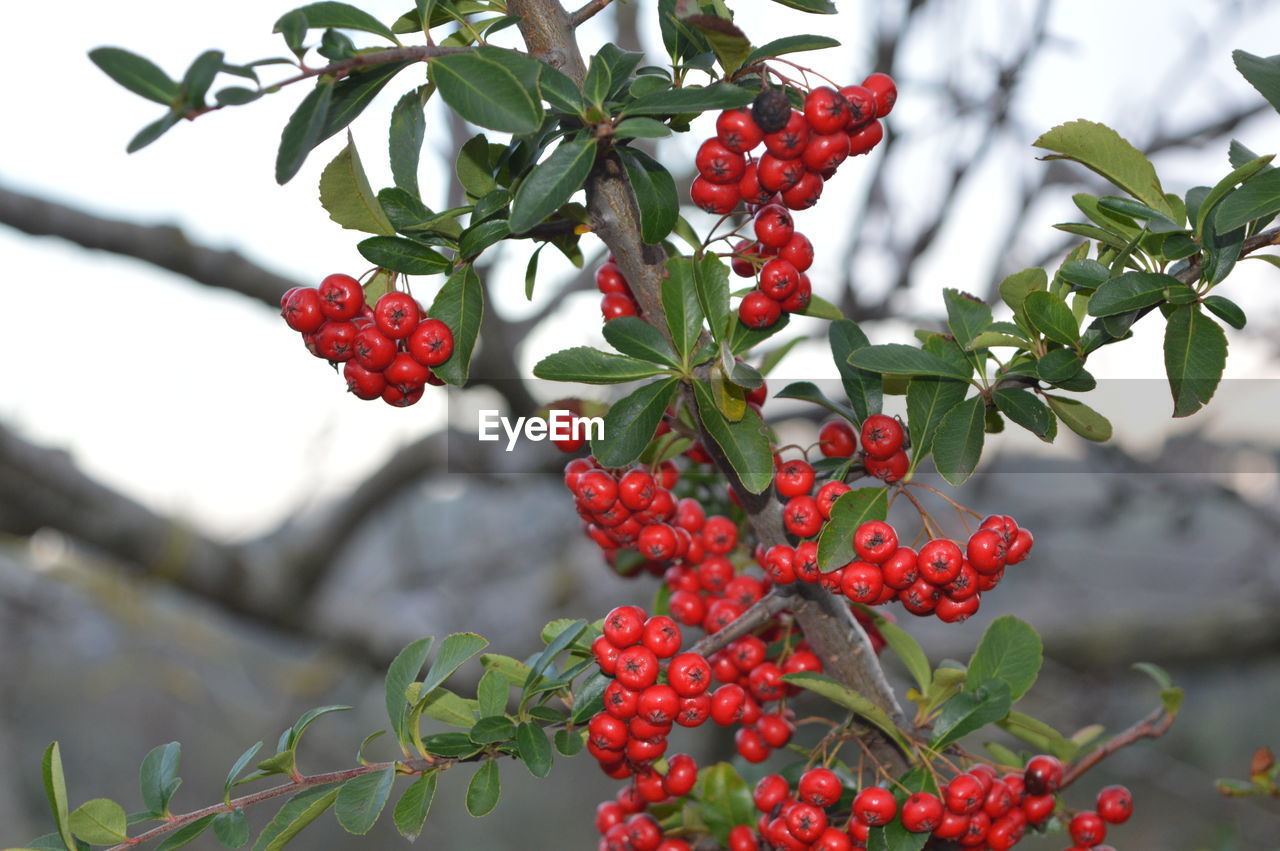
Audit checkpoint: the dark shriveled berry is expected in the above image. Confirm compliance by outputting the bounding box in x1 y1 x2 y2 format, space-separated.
752 88 793 134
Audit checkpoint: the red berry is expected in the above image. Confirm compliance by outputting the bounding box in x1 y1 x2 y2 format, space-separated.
775 459 816 497
1069 811 1106 846
861 72 897 117
636 683 679 725
798 767 842 807
638 523 678 560
696 137 747 184
802 132 851 173
1021 792 1055 824
762 544 797 584
318 273 364 320
601 292 639 320
853 520 898 564
881 546 919 590
757 712 794 748
946 773 985 815
281 287 326 333
702 515 738 554
757 153 805 193
667 652 711 696
675 694 710 727
816 480 851 519
753 205 795 248
898 577 941 615
780 171 824 210
595 262 629 294
1023 754 1064 796
408 317 453 366
1096 785 1133 824
710 683 747 726
900 792 944 833
739 290 782 328
841 562 884 604
935 593 980 623
759 258 800 301
779 231 814 272
804 86 852 135
785 802 827 842
848 119 884 155
384 352 430 393
343 361 386 400
779 272 812 313
967 528 1007 574
315 320 357 362
717 108 765 153
351 324 396 371
861 414 904 459
1005 527 1034 564
853 786 897 826
602 604 646 647
838 85 877 129
373 292 420 339
917 539 963 585
753 774 789 813
783 495 822 537
641 615 682 658
738 161 773 206
691 175 741 214
864 448 908 481
763 110 810 159
819 420 856 457
663 753 698 798
592 635 621 675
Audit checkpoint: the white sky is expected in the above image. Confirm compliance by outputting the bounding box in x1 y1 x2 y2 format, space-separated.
1 0 1278 537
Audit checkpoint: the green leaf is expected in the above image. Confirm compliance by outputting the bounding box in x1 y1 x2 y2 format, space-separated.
428 264 484 385
996 712 1077 763
1163 304 1227 418
554 728 585 757
476 670 508 718
663 257 705 360
283 2 399 41
432 49 543 134
816 488 889 572
468 716 516 744
729 311 790 355
139 742 182 817
181 50 224 107
458 219 510 260
767 0 837 12
319 134 396 236
829 321 882 420
254 785 340 851
621 83 754 116
592 378 680 467
582 53 611 107
796 293 844 321
456 134 498 198
41 743 76 851
692 380 774 494
1023 290 1079 346
943 289 993 349
864 610 931 694
335 766 395 834
321 62 413 141
612 117 671 139
966 615 1043 701
534 347 669 383
906 377 967 460
420 633 489 698
931 680 1013 750
694 763 755 845
357 236 449 275
693 253 731 343
1232 49 1280 114
1036 349 1084 385
1096 196 1182 231
782 672 911 752
993 388 1055 442
516 723 553 778
1213 168 1280 233
847 344 973 381
89 48 179 106
603 317 680 366
1194 154 1274 238
213 810 250 848
126 112 181 154
1045 394 1112 442
571 671 610 724
775 381 855 420
386 637 435 746
509 137 597 233
288 705 352 751
419 733 482 760
1034 119 1171 216
537 64 583 114
744 34 840 67
275 80 334 185
1086 271 1173 316
392 772 437 841
275 10 307 57
1203 294 1247 330
154 815 214 851
224 743 263 797
419 687 480 727
69 800 128 845
999 267 1048 332
931 395 985 486
465 761 501 817
617 148 679 244
389 88 428 196
1059 258 1112 291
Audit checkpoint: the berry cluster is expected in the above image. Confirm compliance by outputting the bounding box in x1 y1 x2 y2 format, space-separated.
279 274 454 407
689 75 895 330
595 257 642 323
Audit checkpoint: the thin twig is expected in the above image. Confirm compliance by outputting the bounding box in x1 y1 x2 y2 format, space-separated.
1061 705 1175 789
570 0 614 26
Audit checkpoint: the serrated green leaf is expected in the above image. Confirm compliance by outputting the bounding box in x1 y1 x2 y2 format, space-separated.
509 137 597 233
534 347 669 383
319 134 396 236
428 264 484 385
943 289 993 349
465 761 501 817
1059 258 1112 291
663 256 705 360
906 377 967 460
966 615 1042 701
1034 120 1171 216
692 380 773 494
89 47 179 106
389 87 428 196
999 268 1048 330
476 670 508 719
419 687 479 727
617 148 679 244
1045 394 1112 441
602 317 680 367
393 772 437 841
782 672 911 752
932 395 985 486
993 388 1055 441
69 800 127 845
139 742 182 817
816 487 889 572
1232 49 1280 114
1163 304 1227 418
592 377 680 466
432 49 542 134
468 716 516 744
931 680 1013 750
621 83 754 116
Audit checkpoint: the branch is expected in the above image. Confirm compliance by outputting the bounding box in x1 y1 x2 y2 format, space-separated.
1061 704 1175 789
688 587 796 658
569 0 614 27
